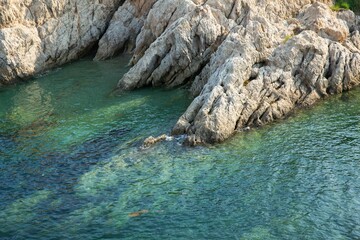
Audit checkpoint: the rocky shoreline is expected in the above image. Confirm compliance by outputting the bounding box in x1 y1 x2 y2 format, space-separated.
1 0 360 144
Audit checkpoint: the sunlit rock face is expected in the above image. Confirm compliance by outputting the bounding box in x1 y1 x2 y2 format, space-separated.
94 0 158 60
2 0 360 145
0 0 124 84
113 0 360 145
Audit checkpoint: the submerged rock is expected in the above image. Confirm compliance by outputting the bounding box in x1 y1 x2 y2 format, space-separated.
128 209 149 217
114 0 360 144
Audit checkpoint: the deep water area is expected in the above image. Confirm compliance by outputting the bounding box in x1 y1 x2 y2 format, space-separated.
0 56 360 239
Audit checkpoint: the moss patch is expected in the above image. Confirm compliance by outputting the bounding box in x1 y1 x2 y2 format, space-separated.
334 0 360 13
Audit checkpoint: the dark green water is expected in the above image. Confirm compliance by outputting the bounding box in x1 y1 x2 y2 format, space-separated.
0 57 360 239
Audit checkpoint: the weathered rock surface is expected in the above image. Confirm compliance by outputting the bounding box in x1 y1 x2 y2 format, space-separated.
118 2 232 90
0 0 124 84
115 0 360 144
2 0 360 145
94 0 157 60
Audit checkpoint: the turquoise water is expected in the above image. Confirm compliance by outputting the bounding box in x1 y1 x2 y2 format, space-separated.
0 57 360 239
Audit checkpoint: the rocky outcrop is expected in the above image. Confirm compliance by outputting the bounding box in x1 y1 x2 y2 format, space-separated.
94 0 157 60
115 0 360 144
0 0 124 84
2 0 360 145
117 1 232 90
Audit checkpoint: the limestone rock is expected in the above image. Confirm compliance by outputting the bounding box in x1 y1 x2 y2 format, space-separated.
298 2 349 42
116 0 360 144
117 3 233 90
2 0 359 146
94 0 157 60
0 0 124 84
129 0 198 65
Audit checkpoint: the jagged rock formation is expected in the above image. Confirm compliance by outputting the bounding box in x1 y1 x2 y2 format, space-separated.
0 0 124 85
94 0 157 60
113 0 360 145
1 0 360 145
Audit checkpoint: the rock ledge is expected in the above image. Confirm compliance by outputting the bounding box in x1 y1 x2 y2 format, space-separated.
113 0 360 144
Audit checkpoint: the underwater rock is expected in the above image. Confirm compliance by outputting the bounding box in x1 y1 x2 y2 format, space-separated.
128 209 149 217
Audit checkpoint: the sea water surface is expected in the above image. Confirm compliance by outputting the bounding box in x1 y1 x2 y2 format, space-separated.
0 56 360 239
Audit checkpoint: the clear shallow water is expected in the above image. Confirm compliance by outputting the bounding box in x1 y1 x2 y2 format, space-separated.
0 57 360 240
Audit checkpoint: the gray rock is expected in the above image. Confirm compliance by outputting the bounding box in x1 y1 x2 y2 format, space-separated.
94 0 157 60
117 3 234 90
2 0 359 146
116 0 360 144
0 0 124 84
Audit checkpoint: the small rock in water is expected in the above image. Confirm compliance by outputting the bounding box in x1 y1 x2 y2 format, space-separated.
142 134 170 148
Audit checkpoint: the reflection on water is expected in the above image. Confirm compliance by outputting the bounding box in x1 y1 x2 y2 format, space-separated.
0 56 360 239
7 81 54 127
